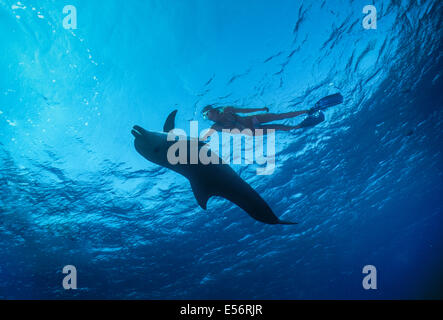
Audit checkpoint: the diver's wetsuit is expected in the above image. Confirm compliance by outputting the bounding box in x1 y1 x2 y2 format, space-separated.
215 109 261 131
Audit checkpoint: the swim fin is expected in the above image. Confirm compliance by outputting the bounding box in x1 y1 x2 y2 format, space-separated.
308 93 343 115
298 111 325 128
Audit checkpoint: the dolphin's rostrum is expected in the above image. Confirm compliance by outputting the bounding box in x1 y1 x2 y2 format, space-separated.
131 110 296 225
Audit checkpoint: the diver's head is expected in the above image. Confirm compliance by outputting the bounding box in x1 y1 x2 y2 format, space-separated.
201 105 220 121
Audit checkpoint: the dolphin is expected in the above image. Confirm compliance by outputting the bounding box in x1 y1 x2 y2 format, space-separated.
131 110 296 225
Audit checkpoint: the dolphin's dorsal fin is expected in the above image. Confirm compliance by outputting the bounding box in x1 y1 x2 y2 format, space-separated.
163 110 178 132
190 180 214 210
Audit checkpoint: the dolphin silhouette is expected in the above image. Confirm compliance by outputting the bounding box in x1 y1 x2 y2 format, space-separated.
131 110 296 225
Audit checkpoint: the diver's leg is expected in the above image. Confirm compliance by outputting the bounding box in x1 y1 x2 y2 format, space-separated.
253 111 309 123
254 111 325 134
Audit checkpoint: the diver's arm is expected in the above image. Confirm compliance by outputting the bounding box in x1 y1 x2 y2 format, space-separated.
224 106 269 113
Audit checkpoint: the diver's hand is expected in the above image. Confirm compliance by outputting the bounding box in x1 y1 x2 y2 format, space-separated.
263 107 269 112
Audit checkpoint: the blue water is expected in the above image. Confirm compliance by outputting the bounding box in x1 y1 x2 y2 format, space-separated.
0 0 442 299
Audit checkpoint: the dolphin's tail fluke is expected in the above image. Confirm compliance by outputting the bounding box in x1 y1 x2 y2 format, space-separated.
277 219 298 225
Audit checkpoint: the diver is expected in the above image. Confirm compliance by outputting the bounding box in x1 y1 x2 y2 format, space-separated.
201 93 343 139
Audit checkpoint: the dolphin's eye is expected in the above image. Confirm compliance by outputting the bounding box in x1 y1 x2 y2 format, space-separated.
154 146 160 153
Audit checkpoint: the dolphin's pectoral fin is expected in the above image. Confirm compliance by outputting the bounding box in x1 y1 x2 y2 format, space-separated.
190 180 214 210
163 110 178 132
